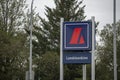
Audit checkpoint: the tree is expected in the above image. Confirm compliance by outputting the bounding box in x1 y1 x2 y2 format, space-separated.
0 0 27 33
32 0 86 80
0 30 28 80
0 0 28 79
34 52 60 80
96 20 120 80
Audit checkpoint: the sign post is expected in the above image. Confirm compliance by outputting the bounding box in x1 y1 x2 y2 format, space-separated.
113 0 117 80
26 71 34 80
60 18 64 80
83 64 86 80
91 16 95 80
29 0 34 80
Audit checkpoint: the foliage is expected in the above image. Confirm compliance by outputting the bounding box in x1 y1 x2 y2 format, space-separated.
0 0 27 33
96 20 120 80
0 30 28 80
34 52 60 80
0 0 28 80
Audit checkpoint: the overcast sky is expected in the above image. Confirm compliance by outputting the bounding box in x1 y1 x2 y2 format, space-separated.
27 0 120 30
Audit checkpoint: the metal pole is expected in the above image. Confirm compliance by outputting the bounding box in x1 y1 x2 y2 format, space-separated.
60 18 64 80
91 16 95 80
83 64 86 80
113 0 117 80
29 0 34 80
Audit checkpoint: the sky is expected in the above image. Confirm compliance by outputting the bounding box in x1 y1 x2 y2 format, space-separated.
27 0 120 30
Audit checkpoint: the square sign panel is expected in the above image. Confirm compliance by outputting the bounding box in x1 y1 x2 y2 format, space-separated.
63 21 92 51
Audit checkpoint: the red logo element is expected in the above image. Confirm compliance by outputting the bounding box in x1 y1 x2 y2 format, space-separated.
69 28 85 44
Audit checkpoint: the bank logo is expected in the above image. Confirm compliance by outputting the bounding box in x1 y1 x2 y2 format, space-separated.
63 22 92 50
69 28 85 45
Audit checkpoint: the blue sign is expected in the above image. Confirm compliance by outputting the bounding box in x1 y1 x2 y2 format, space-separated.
63 52 91 64
63 21 92 50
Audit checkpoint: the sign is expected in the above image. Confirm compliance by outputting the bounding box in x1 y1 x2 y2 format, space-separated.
63 21 92 50
63 52 91 64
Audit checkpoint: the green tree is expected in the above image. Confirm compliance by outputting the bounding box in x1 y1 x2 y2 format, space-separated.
96 20 120 80
0 0 28 80
0 30 28 80
0 0 27 33
32 0 86 80
34 52 60 80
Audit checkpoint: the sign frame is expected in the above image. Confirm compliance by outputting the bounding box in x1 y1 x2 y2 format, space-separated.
63 21 92 51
